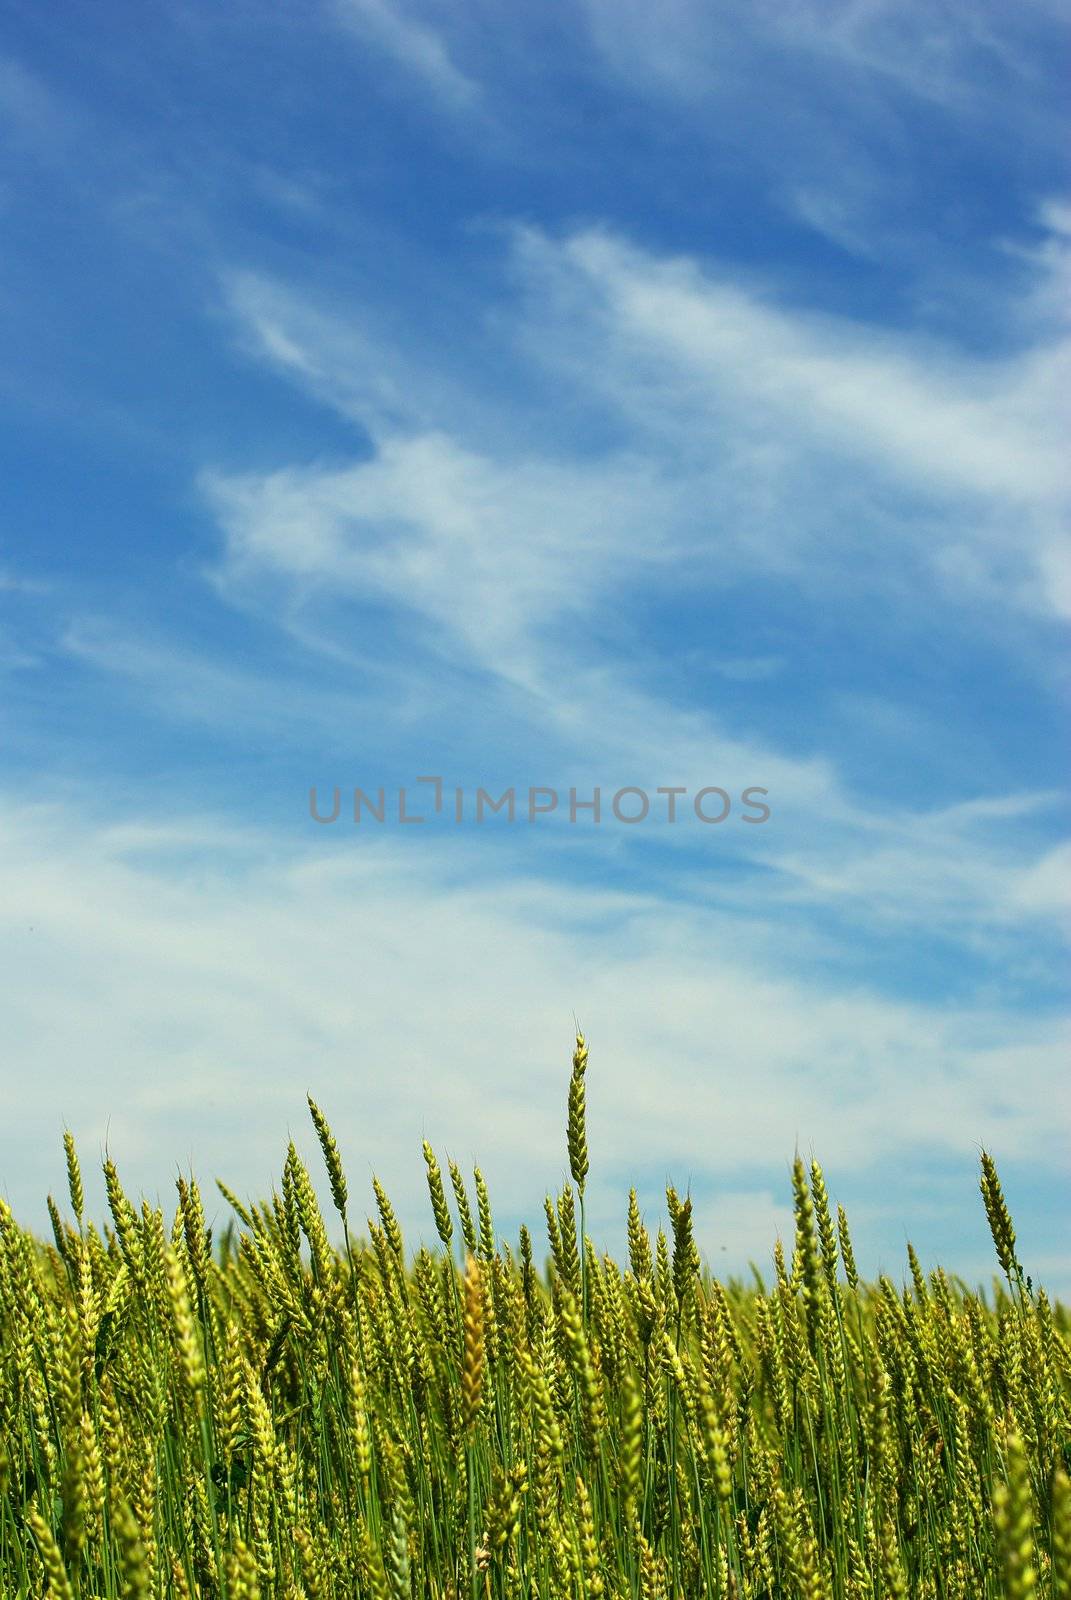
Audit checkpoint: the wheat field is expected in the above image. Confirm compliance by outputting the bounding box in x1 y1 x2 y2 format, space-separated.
0 1035 1067 1598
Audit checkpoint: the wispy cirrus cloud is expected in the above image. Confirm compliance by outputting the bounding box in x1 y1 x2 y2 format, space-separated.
509 226 1071 618
582 0 1063 114
332 0 479 110
579 0 1068 278
0 565 50 595
0 53 80 157
217 221 1071 648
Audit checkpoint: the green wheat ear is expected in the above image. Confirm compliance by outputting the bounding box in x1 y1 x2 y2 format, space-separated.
994 1414 1038 1598
423 1141 454 1249
62 1130 83 1225
567 1030 589 1194
979 1150 1022 1284
307 1093 348 1221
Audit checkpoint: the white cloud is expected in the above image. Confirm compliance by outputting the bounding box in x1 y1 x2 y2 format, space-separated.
1010 840 1071 922
0 54 79 155
1040 199 1071 238
766 0 1036 107
60 617 410 746
579 1 1067 271
333 0 479 110
519 226 1070 511
202 432 682 689
220 225 1071 639
784 184 879 258
520 226 1071 621
0 567 50 594
582 0 1059 114
222 269 499 440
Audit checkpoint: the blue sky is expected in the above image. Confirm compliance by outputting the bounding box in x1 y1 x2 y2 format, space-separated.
1 0 1069 1290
